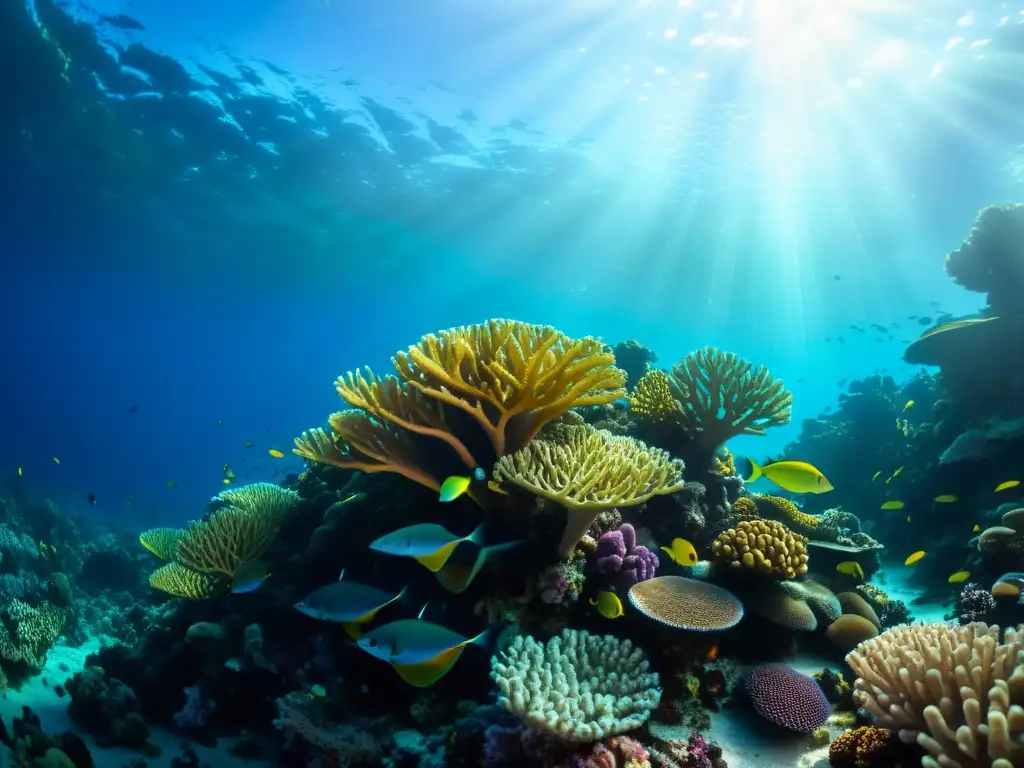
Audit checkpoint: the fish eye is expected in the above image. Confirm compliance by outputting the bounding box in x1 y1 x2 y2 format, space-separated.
817 475 822 484
688 552 696 562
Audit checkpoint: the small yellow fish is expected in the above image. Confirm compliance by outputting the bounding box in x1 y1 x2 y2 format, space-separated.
906 516 912 523
871 471 882 482
973 524 981 533
439 475 472 502
660 538 698 566
934 495 957 503
836 561 864 581
269 449 285 459
902 426 910 437
881 500 905 510
904 550 926 566
309 684 326 698
52 457 60 465
167 481 178 488
903 400 915 411
892 466 904 478
223 478 231 485
486 480 508 496
589 590 624 619
948 570 970 583
16 467 22 476
224 470 236 480
995 480 1021 493
744 459 833 494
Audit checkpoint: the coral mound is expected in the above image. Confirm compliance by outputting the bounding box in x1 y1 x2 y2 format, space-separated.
828 726 902 767
710 519 808 579
744 664 831 733
490 628 661 741
846 621 1024 768
628 575 744 631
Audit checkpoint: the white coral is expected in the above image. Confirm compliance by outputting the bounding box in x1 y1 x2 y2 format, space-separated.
490 628 661 742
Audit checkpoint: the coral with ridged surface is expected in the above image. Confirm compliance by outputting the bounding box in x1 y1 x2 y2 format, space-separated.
744 664 831 733
710 519 808 579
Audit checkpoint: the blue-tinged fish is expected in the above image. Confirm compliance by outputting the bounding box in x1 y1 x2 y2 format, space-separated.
435 540 524 594
369 522 486 572
294 571 407 639
231 560 270 594
356 617 493 687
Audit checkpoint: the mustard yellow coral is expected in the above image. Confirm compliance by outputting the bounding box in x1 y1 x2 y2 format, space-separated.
710 519 808 579
731 496 760 520
627 370 684 423
139 527 184 560
713 447 737 477
752 494 820 535
493 424 685 558
149 562 221 599
177 507 280 578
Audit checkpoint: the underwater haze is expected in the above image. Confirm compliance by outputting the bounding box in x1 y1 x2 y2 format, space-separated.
4 1 1024 767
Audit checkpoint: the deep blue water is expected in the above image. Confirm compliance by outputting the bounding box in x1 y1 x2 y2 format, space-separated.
2 0 1022 524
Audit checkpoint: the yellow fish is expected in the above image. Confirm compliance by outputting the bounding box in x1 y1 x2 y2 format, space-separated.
881 500 905 510
903 400 915 411
355 617 492 687
660 538 698 566
222 478 232 485
52 457 60 465
744 459 833 494
836 561 864 581
871 471 882 482
589 591 624 619
973 524 981 533
995 480 1020 493
486 480 508 496
904 550 926 566
435 540 523 594
439 475 472 502
892 466 904 478
369 522 486 572
948 570 970 583
934 495 957 503
342 493 367 504
269 449 285 459
906 516 912 523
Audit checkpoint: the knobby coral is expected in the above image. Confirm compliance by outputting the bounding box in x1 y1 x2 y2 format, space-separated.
710 519 808 579
493 424 685 558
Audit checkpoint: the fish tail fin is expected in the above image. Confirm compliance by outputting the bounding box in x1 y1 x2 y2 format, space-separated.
466 521 487 547
417 601 430 620
744 458 762 484
394 583 409 603
468 622 503 650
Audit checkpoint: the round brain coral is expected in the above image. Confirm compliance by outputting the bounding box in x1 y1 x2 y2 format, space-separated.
731 496 760 520
745 664 831 733
711 519 808 579
826 614 879 652
628 575 744 631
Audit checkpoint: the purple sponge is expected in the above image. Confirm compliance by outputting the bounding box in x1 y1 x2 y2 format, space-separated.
595 523 659 589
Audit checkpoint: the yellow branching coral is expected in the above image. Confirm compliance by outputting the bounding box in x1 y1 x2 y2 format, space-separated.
710 519 808 579
668 346 791 449
493 424 685 558
213 481 300 521
713 447 737 477
178 507 281 578
752 494 820 535
847 621 1024 768
627 370 685 423
149 562 221 599
139 527 185 560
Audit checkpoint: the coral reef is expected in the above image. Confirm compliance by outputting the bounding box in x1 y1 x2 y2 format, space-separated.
709 519 808 579
743 665 831 733
595 523 660 590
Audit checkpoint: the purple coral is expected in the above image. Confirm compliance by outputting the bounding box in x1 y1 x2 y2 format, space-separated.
596 523 659 589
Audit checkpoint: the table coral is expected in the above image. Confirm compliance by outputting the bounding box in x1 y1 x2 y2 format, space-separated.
628 575 743 632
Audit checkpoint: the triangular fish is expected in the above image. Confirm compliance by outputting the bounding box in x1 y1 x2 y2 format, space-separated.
436 540 524 594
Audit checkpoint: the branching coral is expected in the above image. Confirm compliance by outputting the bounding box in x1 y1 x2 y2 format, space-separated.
493 424 685 558
148 563 221 599
846 621 1024 768
138 528 184 560
491 628 661 742
710 519 808 579
0 599 66 673
628 370 685 423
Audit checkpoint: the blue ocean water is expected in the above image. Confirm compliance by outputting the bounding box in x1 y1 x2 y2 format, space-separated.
3 2 1024 766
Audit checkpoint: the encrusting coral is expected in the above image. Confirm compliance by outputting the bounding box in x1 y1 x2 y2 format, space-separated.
710 519 808 579
295 320 627 491
490 628 661 742
493 424 685 558
846 621 1024 768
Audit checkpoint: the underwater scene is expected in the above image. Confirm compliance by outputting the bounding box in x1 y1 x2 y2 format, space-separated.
3 0 1024 766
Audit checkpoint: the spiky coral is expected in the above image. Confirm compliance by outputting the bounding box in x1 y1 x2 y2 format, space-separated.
628 370 685 423
493 424 685 558
139 527 184 560
295 320 627 492
0 599 66 673
148 562 220 599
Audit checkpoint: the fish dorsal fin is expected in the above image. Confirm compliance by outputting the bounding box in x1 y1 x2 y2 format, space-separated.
414 540 460 572
417 602 429 620
391 645 466 687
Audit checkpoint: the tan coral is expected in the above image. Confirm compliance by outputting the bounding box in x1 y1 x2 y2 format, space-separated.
148 562 221 599
710 519 808 580
627 575 744 632
493 424 685 558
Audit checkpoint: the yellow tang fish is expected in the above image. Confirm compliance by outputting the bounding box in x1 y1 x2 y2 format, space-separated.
892 466 904 478
222 478 231 485
269 449 285 459
744 459 833 494
948 571 970 584
836 561 864 581
369 522 486 572
355 617 493 687
934 495 957 503
881 500 905 510
660 538 698 566
871 471 882 482
589 590 624 619
903 400 915 411
904 550 926 566
995 480 1021 493
973 524 981 533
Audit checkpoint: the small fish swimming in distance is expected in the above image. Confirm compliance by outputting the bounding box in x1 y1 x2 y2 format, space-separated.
892 466 904 478
995 480 1020 492
167 481 178 488
128 405 138 413
706 644 719 662
87 492 96 505
973 524 981 533
871 471 882 482
948 570 971 583
904 550 926 566
744 459 833 494
309 684 326 698
370 522 486 572
268 449 285 459
243 441 253 448
881 500 904 510
231 560 270 594
660 538 698 566
903 400 915 411
17 467 22 476
836 561 864 581
589 590 624 619
934 495 957 503
341 492 366 504
52 457 60 465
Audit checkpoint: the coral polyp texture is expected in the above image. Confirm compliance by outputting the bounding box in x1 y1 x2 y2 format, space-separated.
744 664 831 733
627 575 744 631
710 518 808 579
827 726 901 767
295 320 627 491
493 424 685 558
148 562 220 599
846 621 1024 768
138 527 184 560
627 369 684 423
490 628 661 742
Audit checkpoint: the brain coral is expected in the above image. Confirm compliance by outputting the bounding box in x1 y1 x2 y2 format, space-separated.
826 614 879 652
744 664 831 733
746 583 818 631
628 575 744 631
711 519 808 579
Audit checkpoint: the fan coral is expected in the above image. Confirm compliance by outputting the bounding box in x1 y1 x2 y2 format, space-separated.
744 664 831 733
846 621 1024 768
595 523 659 589
493 424 685 558
710 519 808 579
490 629 661 741
628 575 744 631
